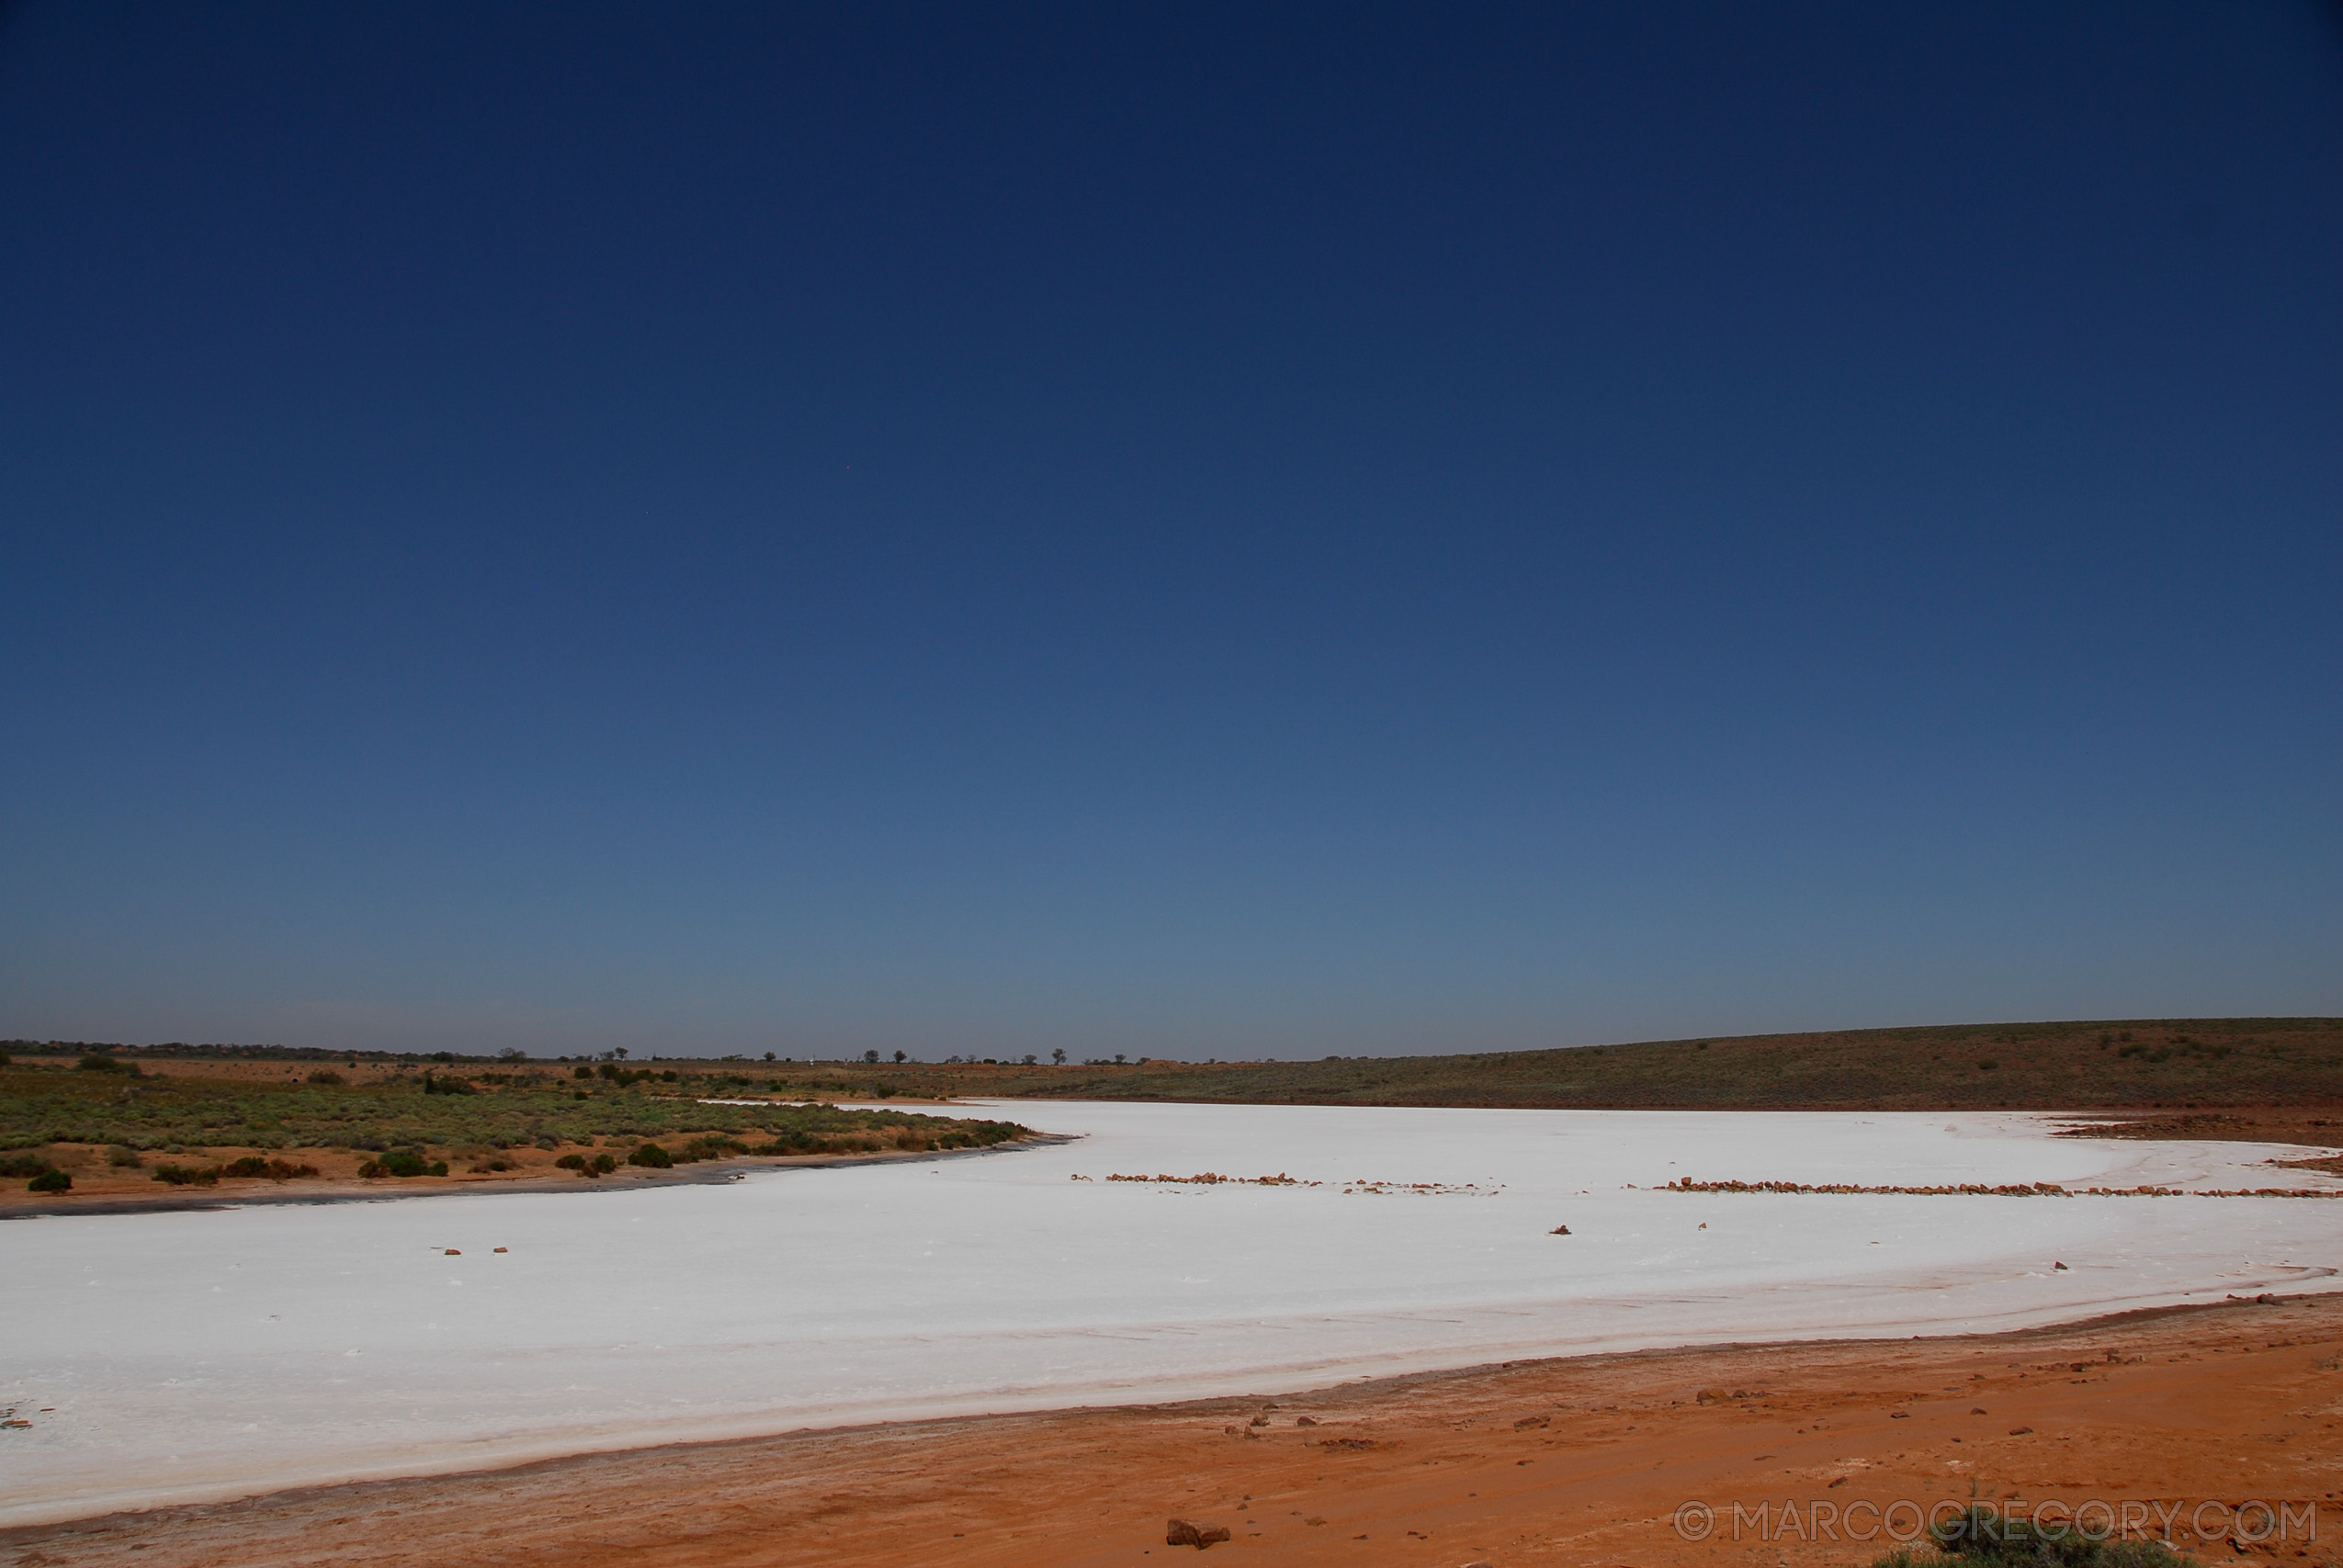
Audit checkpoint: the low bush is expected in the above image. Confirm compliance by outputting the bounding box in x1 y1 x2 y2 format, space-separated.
151 1164 221 1186
306 1070 345 1086
0 1152 53 1179
1870 1506 2194 1568
107 1145 142 1168
220 1156 320 1180
357 1150 447 1178
628 1142 675 1168
28 1168 71 1192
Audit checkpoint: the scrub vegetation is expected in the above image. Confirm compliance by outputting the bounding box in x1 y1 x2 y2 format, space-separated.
106 1018 2299 1111
4 1019 2336 1188
1872 1505 2193 1568
0 1051 1029 1193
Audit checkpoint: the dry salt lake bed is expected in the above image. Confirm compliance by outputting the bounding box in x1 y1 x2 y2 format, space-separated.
6 1101 2340 1527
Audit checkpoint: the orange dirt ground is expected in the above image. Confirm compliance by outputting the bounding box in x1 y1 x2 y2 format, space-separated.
10 1294 2343 1568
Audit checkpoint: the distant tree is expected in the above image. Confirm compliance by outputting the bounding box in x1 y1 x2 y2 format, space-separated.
863 1049 880 1065
893 1049 907 1064
1022 1054 1036 1066
764 1051 776 1062
1114 1054 1126 1065
496 1048 527 1062
1052 1048 1067 1065
613 1047 628 1060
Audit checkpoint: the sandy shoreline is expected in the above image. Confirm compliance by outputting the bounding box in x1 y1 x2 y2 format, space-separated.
8 1292 2337 1567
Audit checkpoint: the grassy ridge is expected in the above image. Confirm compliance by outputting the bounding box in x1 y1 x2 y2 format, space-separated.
695 1017 2343 1110
11 1017 2342 1121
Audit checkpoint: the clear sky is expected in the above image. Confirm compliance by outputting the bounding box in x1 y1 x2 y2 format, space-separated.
4 3 2338 1060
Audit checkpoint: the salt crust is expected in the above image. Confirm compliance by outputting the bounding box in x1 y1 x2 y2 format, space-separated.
6 1102 2337 1525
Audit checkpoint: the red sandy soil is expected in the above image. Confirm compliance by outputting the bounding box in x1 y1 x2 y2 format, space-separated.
10 1295 2342 1568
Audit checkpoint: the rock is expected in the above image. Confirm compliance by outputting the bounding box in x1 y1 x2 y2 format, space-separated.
2054 1261 2068 1270
1296 1416 1318 1426
2009 1427 2034 1436
1166 1517 1231 1549
1512 1414 1549 1429
1548 1224 1570 1235
445 1248 460 1256
1249 1413 1270 1427
1695 1387 1732 1404
492 1247 508 1253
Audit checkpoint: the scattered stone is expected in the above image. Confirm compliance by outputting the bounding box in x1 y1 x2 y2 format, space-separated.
1165 1517 1231 1549
1889 1411 1909 1419
2009 1427 2034 1436
1971 1406 1987 1415
1695 1387 1732 1404
2054 1261 2068 1270
1548 1224 1570 1235
1512 1414 1550 1428
492 1247 508 1253
1295 1416 1319 1427
444 1248 460 1256
1249 1413 1270 1427
1828 1477 1847 1488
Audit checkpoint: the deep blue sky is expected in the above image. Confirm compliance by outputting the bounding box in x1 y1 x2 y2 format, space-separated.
4 3 2338 1059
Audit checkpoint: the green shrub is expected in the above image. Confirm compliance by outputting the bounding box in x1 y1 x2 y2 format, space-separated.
28 1168 71 1192
1870 1505 2195 1568
358 1150 446 1178
555 1152 585 1169
628 1142 675 1168
151 1164 221 1186
0 1152 53 1179
306 1070 345 1086
221 1156 320 1179
107 1145 142 1168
